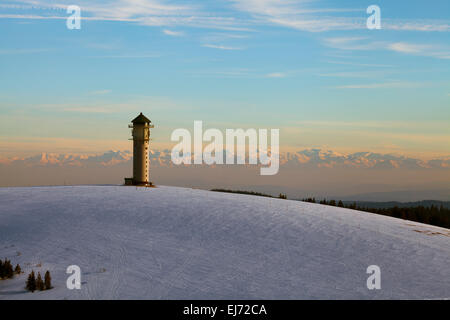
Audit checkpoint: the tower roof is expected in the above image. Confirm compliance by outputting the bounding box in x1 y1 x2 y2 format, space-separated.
131 112 151 124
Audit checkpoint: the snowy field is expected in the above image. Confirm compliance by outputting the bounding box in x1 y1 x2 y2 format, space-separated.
0 185 449 300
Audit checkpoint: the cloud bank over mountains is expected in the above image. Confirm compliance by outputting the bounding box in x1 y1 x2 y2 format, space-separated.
1 149 449 170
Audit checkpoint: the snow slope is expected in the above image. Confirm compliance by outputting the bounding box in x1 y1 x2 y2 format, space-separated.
0 185 449 300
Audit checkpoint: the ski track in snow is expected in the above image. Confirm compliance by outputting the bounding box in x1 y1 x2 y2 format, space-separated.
0 185 449 300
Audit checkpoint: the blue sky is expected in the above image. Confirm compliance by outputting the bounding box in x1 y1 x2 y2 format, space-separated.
0 0 449 158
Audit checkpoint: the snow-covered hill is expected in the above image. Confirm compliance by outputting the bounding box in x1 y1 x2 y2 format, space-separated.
0 186 449 300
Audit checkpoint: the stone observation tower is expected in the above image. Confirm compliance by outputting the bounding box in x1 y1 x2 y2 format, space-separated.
124 113 154 186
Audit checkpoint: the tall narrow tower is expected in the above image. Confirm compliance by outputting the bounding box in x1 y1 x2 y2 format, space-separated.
125 113 154 186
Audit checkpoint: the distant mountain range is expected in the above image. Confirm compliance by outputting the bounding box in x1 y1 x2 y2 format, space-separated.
1 149 449 170
1 150 448 201
280 149 450 169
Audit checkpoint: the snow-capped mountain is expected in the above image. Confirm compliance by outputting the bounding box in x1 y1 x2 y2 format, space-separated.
1 149 449 169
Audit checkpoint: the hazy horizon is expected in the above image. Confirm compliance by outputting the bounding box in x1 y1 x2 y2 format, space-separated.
1 148 449 201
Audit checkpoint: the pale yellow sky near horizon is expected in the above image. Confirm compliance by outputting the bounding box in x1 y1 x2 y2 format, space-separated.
1 110 449 160
1 98 449 160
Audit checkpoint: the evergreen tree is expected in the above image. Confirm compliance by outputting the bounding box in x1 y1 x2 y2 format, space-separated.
26 271 36 292
0 259 4 279
297 196 449 228
14 264 21 274
36 273 45 291
44 271 52 290
3 259 13 278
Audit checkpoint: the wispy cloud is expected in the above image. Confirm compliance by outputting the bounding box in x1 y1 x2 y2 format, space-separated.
89 54 161 59
265 72 287 78
383 20 450 32
13 0 192 18
1 0 252 31
190 68 252 78
64 107 114 113
293 120 442 129
323 37 383 51
335 82 425 89
202 44 243 50
388 42 431 54
190 69 292 79
3 0 450 35
0 48 50 54
388 42 450 59
318 71 393 78
324 60 394 68
324 37 450 60
162 29 184 36
229 0 450 33
202 32 249 41
230 0 364 32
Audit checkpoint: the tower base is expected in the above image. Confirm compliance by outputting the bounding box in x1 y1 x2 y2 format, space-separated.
124 178 153 187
